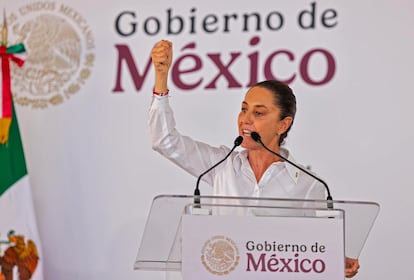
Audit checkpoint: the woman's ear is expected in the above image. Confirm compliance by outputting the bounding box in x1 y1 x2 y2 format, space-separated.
278 116 293 135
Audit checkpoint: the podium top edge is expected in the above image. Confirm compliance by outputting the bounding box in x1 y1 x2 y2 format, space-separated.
153 194 380 207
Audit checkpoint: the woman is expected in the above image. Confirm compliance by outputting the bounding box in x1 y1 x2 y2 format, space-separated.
149 40 359 278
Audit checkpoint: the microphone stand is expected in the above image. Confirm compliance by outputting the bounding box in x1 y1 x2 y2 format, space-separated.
251 132 333 209
194 136 243 207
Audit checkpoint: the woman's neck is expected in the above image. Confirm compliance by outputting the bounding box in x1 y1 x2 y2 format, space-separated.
248 147 283 182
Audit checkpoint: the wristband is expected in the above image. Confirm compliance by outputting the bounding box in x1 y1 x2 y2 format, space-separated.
153 89 169 96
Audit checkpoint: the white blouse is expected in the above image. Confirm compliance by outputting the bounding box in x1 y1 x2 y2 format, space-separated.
148 95 325 201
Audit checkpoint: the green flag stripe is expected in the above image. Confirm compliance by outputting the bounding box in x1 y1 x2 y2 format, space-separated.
0 106 28 196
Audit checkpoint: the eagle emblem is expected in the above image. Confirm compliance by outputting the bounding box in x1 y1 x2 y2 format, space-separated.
0 230 39 280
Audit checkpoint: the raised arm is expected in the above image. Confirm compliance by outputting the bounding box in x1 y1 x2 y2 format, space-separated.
148 40 232 184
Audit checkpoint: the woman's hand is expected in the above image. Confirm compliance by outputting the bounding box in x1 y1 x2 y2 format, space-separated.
345 257 360 278
151 40 172 93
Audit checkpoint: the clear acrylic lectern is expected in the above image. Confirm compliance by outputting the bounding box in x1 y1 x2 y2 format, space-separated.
134 195 379 273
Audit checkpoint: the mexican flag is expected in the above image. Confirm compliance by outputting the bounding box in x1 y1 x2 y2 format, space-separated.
0 107 44 280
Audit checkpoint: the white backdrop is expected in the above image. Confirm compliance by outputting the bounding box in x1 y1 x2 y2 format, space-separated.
3 0 413 279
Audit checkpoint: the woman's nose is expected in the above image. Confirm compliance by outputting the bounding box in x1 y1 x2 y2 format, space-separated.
241 112 253 124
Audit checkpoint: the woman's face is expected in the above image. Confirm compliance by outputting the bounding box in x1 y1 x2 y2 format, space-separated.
238 86 292 150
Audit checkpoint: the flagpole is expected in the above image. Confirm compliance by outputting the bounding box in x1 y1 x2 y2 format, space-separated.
0 9 11 144
1 9 6 46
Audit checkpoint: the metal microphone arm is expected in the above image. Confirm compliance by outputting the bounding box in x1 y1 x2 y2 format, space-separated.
193 136 243 206
251 132 333 208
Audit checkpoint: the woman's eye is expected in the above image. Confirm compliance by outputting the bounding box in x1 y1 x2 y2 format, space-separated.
255 111 263 116
241 108 247 112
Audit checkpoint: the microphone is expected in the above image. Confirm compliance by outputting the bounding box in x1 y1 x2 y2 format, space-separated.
194 136 243 206
250 132 333 208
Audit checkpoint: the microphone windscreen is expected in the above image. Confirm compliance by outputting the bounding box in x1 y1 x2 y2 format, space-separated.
251 132 261 142
234 136 243 146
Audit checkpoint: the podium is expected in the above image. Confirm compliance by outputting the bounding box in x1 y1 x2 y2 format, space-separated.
135 195 379 279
